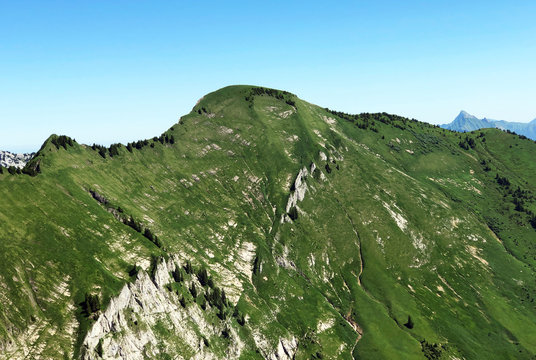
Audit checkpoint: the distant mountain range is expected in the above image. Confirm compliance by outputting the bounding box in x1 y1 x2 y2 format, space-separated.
0 150 34 169
441 111 536 140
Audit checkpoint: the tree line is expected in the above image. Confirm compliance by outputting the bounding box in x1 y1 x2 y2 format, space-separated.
89 188 164 248
1 162 41 177
244 87 296 108
169 260 245 325
91 133 175 159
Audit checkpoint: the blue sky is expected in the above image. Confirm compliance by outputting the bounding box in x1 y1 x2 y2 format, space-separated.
1 1 535 153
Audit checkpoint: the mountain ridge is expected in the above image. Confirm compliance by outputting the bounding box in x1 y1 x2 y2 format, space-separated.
441 110 536 139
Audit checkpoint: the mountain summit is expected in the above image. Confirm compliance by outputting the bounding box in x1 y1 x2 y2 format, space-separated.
1 86 536 359
457 110 477 119
441 111 536 139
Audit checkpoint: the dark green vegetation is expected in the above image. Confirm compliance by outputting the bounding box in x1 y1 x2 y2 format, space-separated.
1 85 535 359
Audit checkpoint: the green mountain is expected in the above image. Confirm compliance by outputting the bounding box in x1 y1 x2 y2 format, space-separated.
1 85 536 359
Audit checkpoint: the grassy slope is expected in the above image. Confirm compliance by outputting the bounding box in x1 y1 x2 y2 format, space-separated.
0 85 535 359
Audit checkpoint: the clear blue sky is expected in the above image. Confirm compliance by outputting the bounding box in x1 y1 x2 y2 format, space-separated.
1 1 535 153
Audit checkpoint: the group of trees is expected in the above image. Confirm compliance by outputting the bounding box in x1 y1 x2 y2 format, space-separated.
197 106 210 115
184 260 194 274
244 87 296 108
172 263 245 325
1 162 40 176
91 144 111 159
480 159 491 172
81 293 101 317
23 160 41 176
155 134 175 145
512 186 532 206
124 215 163 248
171 266 183 282
420 340 444 360
493 173 536 230
495 173 511 187
197 268 209 286
126 139 150 152
511 186 536 229
1 166 18 175
88 189 164 248
324 109 411 132
51 135 75 150
503 129 536 144
458 136 476 150
1 165 39 176
108 143 122 157
249 86 292 99
530 216 536 230
125 134 175 152
92 141 137 158
91 133 175 159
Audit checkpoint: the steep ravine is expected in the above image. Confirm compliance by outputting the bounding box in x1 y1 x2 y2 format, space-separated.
276 152 365 357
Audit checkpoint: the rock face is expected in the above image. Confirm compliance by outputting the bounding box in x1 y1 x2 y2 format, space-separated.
267 337 298 360
280 166 309 224
82 256 245 360
0 151 34 169
281 151 331 223
286 167 309 211
82 255 301 360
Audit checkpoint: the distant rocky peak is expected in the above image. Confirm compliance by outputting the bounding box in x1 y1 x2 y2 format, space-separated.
455 110 478 120
0 150 35 169
441 111 536 140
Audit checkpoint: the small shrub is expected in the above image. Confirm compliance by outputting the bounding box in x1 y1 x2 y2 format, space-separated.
189 283 197 299
197 268 209 286
128 265 140 277
404 315 414 329
172 267 184 282
288 206 298 221
82 293 101 316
